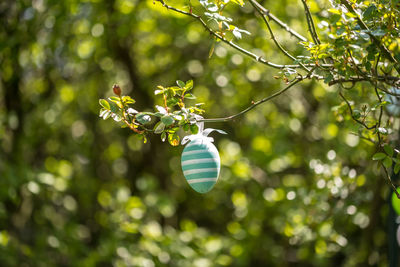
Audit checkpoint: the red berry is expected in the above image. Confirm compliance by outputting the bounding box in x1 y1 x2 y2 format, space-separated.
113 84 121 96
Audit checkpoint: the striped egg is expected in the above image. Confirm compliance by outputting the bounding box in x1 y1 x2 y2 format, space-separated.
181 136 220 193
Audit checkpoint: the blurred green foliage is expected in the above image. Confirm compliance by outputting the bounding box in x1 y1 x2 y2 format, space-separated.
0 0 398 266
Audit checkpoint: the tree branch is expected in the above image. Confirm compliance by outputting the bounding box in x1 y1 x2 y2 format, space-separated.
197 77 303 123
156 0 318 70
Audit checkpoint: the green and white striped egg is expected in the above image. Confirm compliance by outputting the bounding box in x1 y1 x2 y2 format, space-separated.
181 137 220 193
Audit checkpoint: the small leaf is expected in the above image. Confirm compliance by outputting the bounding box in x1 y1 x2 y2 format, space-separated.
123 96 135 104
155 105 167 115
102 110 111 120
372 152 386 160
383 156 393 168
167 98 179 107
127 108 138 115
185 80 193 91
371 29 386 37
328 8 341 15
109 96 120 102
161 115 175 126
184 93 196 99
154 122 165 134
176 80 185 88
190 124 199 134
161 132 166 142
168 132 180 146
99 99 110 110
363 4 377 19
136 113 152 124
109 102 119 113
353 110 361 120
183 124 190 131
111 113 122 122
231 0 244 6
395 163 400 174
384 144 394 157
154 89 163 95
99 108 107 117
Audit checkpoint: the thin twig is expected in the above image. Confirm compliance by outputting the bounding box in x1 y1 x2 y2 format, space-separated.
300 0 321 45
248 0 308 42
382 163 400 198
373 55 383 144
339 91 376 130
197 78 303 123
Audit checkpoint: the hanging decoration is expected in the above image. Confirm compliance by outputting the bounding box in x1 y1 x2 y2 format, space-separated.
181 117 226 193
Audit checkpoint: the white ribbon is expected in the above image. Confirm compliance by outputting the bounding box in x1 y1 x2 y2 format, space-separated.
181 114 227 145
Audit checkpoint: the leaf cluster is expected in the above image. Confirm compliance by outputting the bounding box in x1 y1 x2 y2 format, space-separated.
99 80 203 146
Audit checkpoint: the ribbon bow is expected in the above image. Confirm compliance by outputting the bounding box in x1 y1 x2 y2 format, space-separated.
181 115 227 145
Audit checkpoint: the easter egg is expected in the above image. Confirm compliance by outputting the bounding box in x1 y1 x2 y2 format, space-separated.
181 136 220 193
392 190 400 215
385 87 400 117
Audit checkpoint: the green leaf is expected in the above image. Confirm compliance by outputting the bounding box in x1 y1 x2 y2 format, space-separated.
395 164 400 174
99 99 110 110
383 156 393 169
384 144 394 157
353 110 361 120
111 113 122 122
184 93 196 99
324 74 334 84
168 132 180 146
372 152 386 160
155 105 167 115
154 89 163 95
167 98 179 107
161 132 166 142
176 80 185 88
136 113 152 124
123 96 135 104
99 108 107 117
161 115 174 126
103 111 111 120
363 4 377 19
109 96 120 103
100 109 111 120
154 122 165 134
328 8 341 15
109 101 119 113
183 124 190 131
231 0 244 6
185 80 193 91
190 124 199 134
371 29 386 37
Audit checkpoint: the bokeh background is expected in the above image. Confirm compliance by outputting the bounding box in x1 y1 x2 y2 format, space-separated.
0 0 394 266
